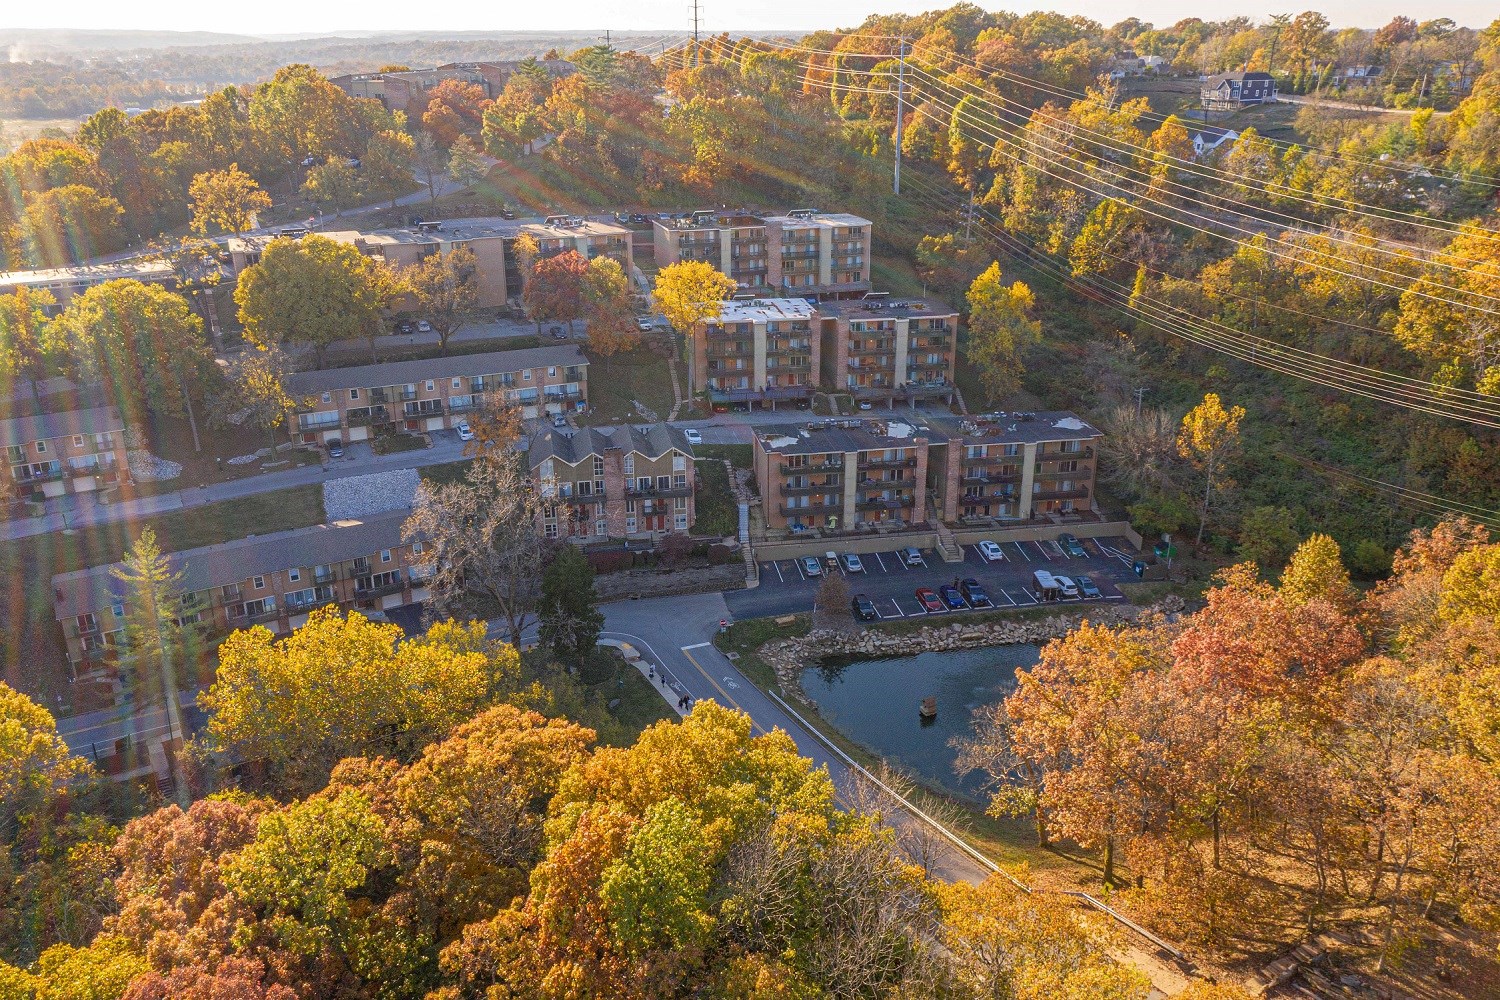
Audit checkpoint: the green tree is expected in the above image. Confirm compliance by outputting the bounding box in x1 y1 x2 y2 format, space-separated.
112 527 198 807
211 344 302 459
234 234 387 368
188 164 271 237
446 134 487 190
1177 393 1246 546
0 682 88 828
22 184 123 266
1280 533 1354 609
300 159 366 216
1237 506 1301 572
539 545 604 662
363 128 416 209
404 245 478 355
0 286 56 405
965 262 1041 402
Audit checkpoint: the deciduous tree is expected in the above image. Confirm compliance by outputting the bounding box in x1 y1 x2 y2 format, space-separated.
404 245 478 355
0 682 88 827
1177 392 1245 546
524 248 590 335
0 286 56 405
187 164 271 237
363 128 415 209
653 260 735 338
581 256 639 359
211 344 301 459
300 158 365 216
966 262 1041 402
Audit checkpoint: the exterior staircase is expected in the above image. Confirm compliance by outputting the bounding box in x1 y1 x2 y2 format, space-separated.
930 500 964 563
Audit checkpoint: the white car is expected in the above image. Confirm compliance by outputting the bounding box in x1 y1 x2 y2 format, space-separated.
416 320 433 333
683 428 703 445
455 421 474 441
800 556 823 577
1053 575 1081 599
977 540 1005 563
636 317 654 332
840 552 863 573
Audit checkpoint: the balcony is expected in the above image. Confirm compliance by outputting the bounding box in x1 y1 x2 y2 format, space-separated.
780 482 841 496
543 388 585 402
296 412 343 431
1033 466 1093 481
447 397 479 414
345 407 389 427
848 361 893 373
779 461 842 474
963 470 1022 485
765 361 811 373
856 496 916 512
1038 446 1095 460
399 389 420 402
626 483 692 499
314 568 340 584
559 491 606 504
354 576 406 600
778 501 844 516
403 402 444 418
242 606 282 625
12 464 64 484
285 587 338 613
848 343 894 356
857 457 917 470
1032 486 1091 502
856 477 908 489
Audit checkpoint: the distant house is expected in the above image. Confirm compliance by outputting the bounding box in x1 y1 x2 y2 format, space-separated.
1191 126 1241 157
1340 65 1383 88
1201 71 1277 110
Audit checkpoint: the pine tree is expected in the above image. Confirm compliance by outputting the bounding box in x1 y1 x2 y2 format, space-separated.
539 545 604 663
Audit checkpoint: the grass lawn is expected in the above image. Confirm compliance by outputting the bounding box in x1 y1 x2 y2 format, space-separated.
419 460 472 487
599 655 677 741
143 412 320 489
579 346 676 424
0 485 327 711
692 443 752 467
372 433 429 456
693 460 739 539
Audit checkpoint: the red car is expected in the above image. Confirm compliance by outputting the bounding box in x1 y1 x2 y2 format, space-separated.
915 587 943 612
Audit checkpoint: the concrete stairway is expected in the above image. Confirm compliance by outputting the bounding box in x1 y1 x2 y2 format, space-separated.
930 501 964 563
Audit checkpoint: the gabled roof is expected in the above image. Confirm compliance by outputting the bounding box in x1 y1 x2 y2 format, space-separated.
51 510 417 621
525 423 693 468
1206 71 1275 85
284 345 587 396
0 406 125 445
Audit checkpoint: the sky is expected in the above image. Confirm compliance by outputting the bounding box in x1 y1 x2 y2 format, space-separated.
4 0 1495 36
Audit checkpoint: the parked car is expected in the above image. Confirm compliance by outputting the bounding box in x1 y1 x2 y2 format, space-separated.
396 320 415 334
325 438 344 459
977 539 1005 563
500 209 516 220
852 595 878 621
456 421 474 442
636 317 654 331
1053 575 1081 599
938 584 967 610
682 428 702 445
1075 575 1102 599
416 320 433 333
1058 533 1087 558
549 326 566 339
915 587 943 612
900 546 924 567
629 213 649 224
841 552 864 573
800 556 823 577
960 578 992 607
857 401 873 410
552 413 569 428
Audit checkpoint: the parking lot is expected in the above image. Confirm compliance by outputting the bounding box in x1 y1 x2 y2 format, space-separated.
724 536 1140 622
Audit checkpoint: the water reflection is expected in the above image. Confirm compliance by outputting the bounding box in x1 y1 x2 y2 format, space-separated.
800 645 1041 800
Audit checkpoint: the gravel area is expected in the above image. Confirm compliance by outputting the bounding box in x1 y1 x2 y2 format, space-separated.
324 469 421 520
126 450 183 482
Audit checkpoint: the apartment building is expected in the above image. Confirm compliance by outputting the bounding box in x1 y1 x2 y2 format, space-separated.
926 412 1102 524
283 344 587 443
0 258 192 312
228 216 633 311
653 209 871 297
753 419 934 532
753 411 1102 533
331 60 575 112
688 298 818 407
2 406 131 500
51 510 428 672
818 296 959 407
526 423 696 540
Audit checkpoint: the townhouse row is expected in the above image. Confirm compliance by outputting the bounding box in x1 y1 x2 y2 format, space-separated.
689 295 960 409
283 344 588 443
51 510 429 673
753 412 1102 533
525 423 698 540
2 406 132 501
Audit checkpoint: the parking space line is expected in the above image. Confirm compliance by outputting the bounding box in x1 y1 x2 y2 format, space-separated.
771 561 784 584
1012 542 1031 562
794 560 805 581
889 598 905 617
1034 541 1055 561
874 552 888 572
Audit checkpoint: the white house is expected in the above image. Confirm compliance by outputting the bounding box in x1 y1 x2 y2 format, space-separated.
1191 126 1240 157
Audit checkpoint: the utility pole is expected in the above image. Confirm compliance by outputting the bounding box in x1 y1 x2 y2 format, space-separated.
601 29 611 47
692 0 702 68
894 36 908 195
1133 386 1149 418
963 191 976 242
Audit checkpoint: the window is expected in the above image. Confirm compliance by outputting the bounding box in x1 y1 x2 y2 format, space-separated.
675 513 688 530
425 380 435 391
252 576 265 590
623 454 634 476
594 520 607 536
349 388 360 400
76 613 98 634
548 366 557 378
73 435 84 447
452 378 462 389
288 568 301 583
381 549 392 563
593 457 604 478
675 496 688 511
35 440 45 454
111 599 124 618
625 500 636 513
540 459 554 479
523 369 532 381
674 473 686 489
626 516 637 533
673 454 686 472
545 522 558 539
412 541 423 555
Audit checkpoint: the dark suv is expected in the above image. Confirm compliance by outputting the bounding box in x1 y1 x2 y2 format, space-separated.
851 595 879 621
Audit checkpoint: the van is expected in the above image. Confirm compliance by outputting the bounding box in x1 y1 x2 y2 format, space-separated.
900 546 924 567
1032 569 1061 601
825 551 840 571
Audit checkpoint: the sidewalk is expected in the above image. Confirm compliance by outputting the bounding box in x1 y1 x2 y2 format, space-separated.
0 438 469 543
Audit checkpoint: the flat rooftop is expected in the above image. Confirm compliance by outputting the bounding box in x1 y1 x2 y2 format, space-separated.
711 298 817 324
755 417 939 456
824 296 957 320
654 209 872 232
228 216 630 253
0 258 179 288
927 411 1104 446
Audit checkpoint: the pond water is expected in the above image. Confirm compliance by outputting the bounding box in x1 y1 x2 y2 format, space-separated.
800 645 1041 800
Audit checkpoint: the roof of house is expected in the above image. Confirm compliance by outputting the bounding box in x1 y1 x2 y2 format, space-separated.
926 411 1104 446
284 345 587 396
0 406 125 445
525 422 693 467
0 257 180 290
1205 71 1275 85
51 510 415 621
1193 125 1239 140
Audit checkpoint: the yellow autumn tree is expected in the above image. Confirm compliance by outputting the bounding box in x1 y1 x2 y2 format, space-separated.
653 260 736 336
1279 533 1353 610
1177 393 1246 546
188 164 272 238
966 262 1041 402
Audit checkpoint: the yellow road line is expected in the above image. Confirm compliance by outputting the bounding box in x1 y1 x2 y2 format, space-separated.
678 646 768 736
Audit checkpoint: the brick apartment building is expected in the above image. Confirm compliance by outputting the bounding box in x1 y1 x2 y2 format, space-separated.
653 209 871 297
283 344 588 443
228 216 633 311
526 423 697 540
0 258 193 312
818 296 959 407
330 60 575 113
753 411 1102 532
3 406 131 500
688 297 819 407
51 510 428 674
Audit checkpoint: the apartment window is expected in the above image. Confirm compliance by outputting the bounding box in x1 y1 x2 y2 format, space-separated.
594 502 605 517
673 454 686 472
523 370 532 381
452 378 462 389
288 568 301 583
381 549 392 563
626 516 637 533
675 496 687 511
540 459 554 479
656 475 670 491
594 520 607 536
72 435 84 447
625 500 636 514
322 392 332 403
545 522 558 539
76 613 98 634
111 599 124 618
35 441 45 454
548 367 557 378
412 541 423 555
425 380 435 391
578 481 593 497
252 576 265 590
349 388 360 400
637 476 652 493
623 455 634 476
675 513 688 530
593 457 604 478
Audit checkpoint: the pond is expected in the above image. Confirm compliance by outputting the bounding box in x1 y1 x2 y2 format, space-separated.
800 645 1041 800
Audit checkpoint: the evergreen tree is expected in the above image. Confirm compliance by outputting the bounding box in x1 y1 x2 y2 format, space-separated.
538 545 604 662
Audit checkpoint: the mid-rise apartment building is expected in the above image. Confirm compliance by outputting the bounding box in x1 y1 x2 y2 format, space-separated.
51 510 428 672
0 258 195 312
753 411 1103 532
818 296 959 407
653 209 871 297
688 298 819 407
526 423 696 540
228 216 633 311
283 345 587 443
2 406 131 500
753 419 934 532
330 60 575 112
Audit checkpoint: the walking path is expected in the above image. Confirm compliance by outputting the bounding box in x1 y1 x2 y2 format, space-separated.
666 355 687 421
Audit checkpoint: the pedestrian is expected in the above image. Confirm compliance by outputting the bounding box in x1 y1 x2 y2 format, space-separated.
648 666 655 679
